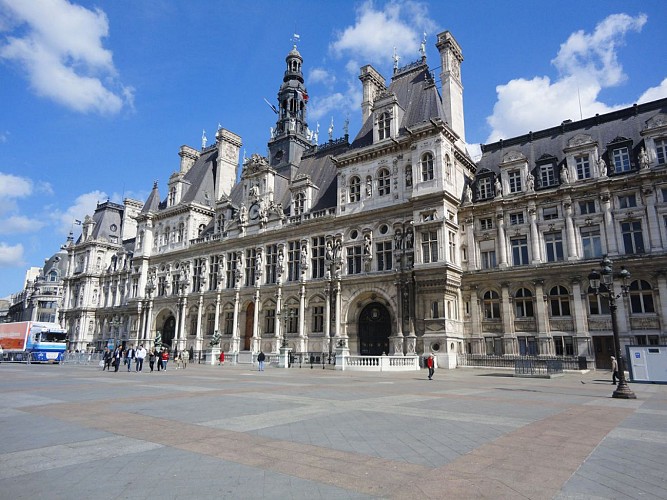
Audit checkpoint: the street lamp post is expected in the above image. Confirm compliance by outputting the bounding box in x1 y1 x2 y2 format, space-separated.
588 255 636 399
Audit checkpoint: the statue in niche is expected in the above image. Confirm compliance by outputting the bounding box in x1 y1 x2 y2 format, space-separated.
363 234 371 255
494 177 502 198
366 178 372 197
560 166 570 184
597 156 607 177
639 147 650 169
464 184 473 202
526 172 535 192
405 230 413 249
238 203 248 225
394 231 402 250
405 167 413 187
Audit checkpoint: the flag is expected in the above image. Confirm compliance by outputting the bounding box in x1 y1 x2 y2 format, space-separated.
263 98 278 114
74 220 82 225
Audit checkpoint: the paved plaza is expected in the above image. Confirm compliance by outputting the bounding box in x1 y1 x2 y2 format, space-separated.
0 362 666 499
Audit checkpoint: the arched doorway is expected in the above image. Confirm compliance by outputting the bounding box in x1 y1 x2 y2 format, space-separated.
161 316 176 348
244 302 254 350
359 302 391 355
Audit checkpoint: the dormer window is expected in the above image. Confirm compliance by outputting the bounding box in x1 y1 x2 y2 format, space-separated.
294 192 305 215
612 147 631 172
421 153 434 181
477 177 492 200
540 164 556 188
508 170 522 193
656 138 667 164
349 176 361 202
168 186 176 206
378 112 391 140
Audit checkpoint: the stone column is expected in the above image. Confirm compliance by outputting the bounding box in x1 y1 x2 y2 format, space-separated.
274 287 283 353
529 206 541 264
464 217 477 269
600 192 618 255
571 278 591 358
501 283 516 354
252 288 261 352
564 199 578 260
469 288 483 354
298 284 307 353
643 186 662 251
534 280 551 355
231 289 241 360
496 212 508 268
324 286 332 357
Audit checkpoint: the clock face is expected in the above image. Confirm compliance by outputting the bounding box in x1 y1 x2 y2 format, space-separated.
249 203 260 220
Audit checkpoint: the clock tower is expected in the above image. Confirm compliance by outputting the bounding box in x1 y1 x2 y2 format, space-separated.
267 43 311 180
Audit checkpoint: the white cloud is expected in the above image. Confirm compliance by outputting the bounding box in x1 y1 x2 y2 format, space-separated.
0 0 133 114
0 214 45 234
308 67 334 86
0 172 32 199
638 77 667 104
485 13 664 143
49 190 107 235
0 242 24 267
330 0 435 65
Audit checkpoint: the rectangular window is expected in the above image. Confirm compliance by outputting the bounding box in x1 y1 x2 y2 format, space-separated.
580 227 602 259
621 221 645 254
346 245 363 274
509 212 524 225
579 200 596 215
311 236 326 279
224 311 234 335
508 170 522 193
264 308 275 334
618 194 637 208
171 273 180 296
480 250 496 269
206 312 215 335
265 245 277 284
208 256 220 291
540 164 556 187
226 252 237 289
575 155 591 180
244 249 256 286
656 138 667 165
287 241 300 282
192 258 203 291
544 232 564 262
286 307 299 334
477 178 492 199
375 241 393 271
157 276 166 297
448 230 456 263
312 306 324 333
421 231 438 263
553 336 574 356
543 206 558 220
612 147 631 172
479 217 493 230
511 237 529 266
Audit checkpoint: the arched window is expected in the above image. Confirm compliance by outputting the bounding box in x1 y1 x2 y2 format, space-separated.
48 270 58 282
421 152 434 181
514 288 534 317
483 290 500 319
164 226 171 244
294 192 305 215
377 168 391 196
168 186 176 206
630 280 655 313
378 112 391 140
549 285 570 316
587 286 610 315
349 176 361 202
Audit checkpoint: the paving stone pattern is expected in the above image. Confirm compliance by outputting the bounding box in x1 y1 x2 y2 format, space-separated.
0 363 665 499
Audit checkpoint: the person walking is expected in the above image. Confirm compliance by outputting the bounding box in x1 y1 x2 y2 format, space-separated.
135 344 146 372
257 351 265 371
161 349 169 370
611 355 619 385
219 350 225 366
102 347 112 371
156 348 162 372
426 354 434 380
182 349 189 369
112 345 123 372
125 345 135 372
148 348 156 372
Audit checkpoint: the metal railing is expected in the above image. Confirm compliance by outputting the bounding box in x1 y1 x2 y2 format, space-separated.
457 354 587 371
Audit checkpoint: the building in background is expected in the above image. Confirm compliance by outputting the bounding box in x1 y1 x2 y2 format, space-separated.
21 29 665 368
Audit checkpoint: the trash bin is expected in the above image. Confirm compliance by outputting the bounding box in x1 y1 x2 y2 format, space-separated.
578 356 587 370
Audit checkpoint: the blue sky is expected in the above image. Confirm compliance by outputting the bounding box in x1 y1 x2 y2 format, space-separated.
0 0 666 299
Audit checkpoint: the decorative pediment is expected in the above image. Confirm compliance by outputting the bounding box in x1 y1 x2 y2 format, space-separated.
567 133 594 148
501 150 526 164
242 153 269 174
645 113 667 130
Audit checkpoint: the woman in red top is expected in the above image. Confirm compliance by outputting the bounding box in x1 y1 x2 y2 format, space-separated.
161 349 169 370
219 351 225 365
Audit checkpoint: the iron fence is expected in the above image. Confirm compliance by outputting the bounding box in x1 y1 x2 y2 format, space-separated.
457 354 587 371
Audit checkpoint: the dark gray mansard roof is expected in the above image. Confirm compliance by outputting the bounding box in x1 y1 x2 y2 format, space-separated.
352 60 446 149
475 97 667 178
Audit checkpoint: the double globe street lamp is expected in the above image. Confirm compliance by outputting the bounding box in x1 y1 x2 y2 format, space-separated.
588 255 637 399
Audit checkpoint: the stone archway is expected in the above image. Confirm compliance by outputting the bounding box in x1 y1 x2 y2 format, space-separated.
358 302 391 355
161 316 176 348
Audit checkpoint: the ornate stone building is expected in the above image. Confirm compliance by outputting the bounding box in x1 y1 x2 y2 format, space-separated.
59 31 667 369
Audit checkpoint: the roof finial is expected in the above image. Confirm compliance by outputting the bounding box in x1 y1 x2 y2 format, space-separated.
201 129 207 149
292 32 300 48
328 117 334 142
420 32 427 60
393 46 400 72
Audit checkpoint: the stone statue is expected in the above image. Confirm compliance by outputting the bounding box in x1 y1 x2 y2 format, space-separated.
366 178 372 197
238 203 248 224
526 172 535 192
495 177 502 197
209 331 221 347
363 234 371 255
465 184 473 202
560 165 570 184
328 117 333 141
639 147 650 169
405 166 412 187
597 156 607 177
405 230 413 249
